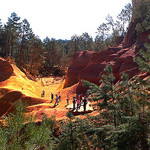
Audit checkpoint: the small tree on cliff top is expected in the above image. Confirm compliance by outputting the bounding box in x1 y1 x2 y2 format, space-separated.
134 42 150 72
135 2 150 34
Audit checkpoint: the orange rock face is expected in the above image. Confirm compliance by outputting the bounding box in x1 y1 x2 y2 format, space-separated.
64 29 150 94
0 57 87 121
0 58 59 120
64 47 139 90
65 51 94 88
0 58 13 83
0 23 150 122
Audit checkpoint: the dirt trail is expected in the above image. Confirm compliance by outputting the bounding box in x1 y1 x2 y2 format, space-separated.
0 64 94 121
35 77 61 100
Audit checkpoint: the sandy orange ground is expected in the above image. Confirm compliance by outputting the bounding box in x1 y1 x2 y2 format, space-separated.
0 64 95 122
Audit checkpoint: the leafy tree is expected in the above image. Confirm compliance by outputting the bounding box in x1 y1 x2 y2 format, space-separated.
95 23 110 51
29 36 45 75
97 23 110 42
83 65 120 127
42 37 62 76
117 9 128 36
24 116 56 149
106 14 121 38
124 3 133 25
94 3 132 51
70 35 81 53
80 32 93 51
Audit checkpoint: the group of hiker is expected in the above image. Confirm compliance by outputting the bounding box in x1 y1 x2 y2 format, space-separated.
51 92 88 112
50 92 61 106
41 90 88 112
72 94 88 112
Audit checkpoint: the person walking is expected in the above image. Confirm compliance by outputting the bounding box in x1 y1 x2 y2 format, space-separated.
83 96 87 112
41 90 45 97
50 93 54 103
80 94 83 107
73 97 76 111
66 95 69 105
58 92 61 102
54 94 59 106
77 98 80 110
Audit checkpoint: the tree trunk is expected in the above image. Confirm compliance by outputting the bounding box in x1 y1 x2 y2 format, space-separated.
11 35 14 57
20 35 24 65
30 49 35 74
4 33 8 56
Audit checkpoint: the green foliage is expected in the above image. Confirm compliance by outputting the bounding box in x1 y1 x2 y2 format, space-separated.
24 116 56 150
117 4 132 36
135 2 150 34
82 63 150 149
104 115 149 150
134 43 150 73
56 112 91 150
0 100 57 150
95 3 132 51
0 127 7 150
0 2 132 75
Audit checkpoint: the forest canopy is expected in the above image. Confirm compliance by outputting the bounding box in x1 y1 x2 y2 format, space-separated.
0 3 132 76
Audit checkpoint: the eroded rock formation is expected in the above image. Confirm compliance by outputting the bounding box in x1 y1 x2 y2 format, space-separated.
0 58 13 82
64 2 150 93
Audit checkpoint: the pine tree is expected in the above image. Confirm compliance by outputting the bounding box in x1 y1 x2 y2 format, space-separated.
5 12 21 57
0 100 57 149
29 36 45 75
56 112 91 150
83 65 120 127
17 18 33 68
24 116 56 149
134 43 150 72
0 19 5 56
83 63 150 149
135 1 150 34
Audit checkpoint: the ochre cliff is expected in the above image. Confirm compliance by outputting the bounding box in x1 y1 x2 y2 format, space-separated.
64 28 150 93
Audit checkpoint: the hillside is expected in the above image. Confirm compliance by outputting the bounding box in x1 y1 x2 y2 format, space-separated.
0 58 94 121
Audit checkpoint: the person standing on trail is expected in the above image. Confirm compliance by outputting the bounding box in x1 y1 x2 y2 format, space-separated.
77 98 80 110
73 97 76 111
66 95 69 105
83 96 87 112
38 75 40 80
76 94 79 101
50 93 54 103
55 94 59 106
58 92 61 102
41 90 45 97
80 93 83 101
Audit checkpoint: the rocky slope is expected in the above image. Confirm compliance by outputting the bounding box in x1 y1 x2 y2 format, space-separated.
0 58 52 119
0 58 94 121
64 27 150 94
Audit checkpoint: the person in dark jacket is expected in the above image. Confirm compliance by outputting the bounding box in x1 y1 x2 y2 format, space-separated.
50 93 54 103
83 96 87 112
73 97 76 111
